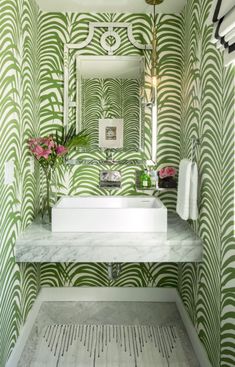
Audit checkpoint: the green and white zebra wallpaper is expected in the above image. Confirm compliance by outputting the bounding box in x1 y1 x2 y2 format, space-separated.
38 13 182 287
81 78 141 151
0 0 235 366
0 0 41 365
178 0 235 366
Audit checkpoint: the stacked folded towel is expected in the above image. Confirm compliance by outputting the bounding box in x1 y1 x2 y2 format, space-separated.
176 159 199 220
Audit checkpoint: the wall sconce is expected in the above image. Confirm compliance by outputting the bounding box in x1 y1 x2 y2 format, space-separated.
145 0 164 163
146 0 163 103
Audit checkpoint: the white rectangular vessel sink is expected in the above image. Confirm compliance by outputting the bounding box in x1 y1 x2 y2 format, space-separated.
52 196 167 233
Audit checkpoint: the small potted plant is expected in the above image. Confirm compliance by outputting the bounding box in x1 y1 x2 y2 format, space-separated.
29 126 89 222
158 166 177 189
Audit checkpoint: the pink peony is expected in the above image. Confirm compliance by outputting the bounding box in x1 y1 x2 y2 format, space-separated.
56 145 68 156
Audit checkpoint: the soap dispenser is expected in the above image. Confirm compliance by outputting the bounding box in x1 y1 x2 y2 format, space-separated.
140 169 151 189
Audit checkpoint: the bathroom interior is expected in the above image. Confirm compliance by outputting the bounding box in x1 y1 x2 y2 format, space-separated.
0 0 235 366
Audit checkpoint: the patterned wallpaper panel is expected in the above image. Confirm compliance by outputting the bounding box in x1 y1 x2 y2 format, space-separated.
0 0 41 365
39 12 183 193
1 2 234 367
178 0 235 366
81 78 141 151
39 12 183 288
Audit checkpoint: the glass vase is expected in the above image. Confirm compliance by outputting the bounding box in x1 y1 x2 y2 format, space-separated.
42 167 57 224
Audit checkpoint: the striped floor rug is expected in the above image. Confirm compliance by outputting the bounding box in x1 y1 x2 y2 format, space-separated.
32 324 190 366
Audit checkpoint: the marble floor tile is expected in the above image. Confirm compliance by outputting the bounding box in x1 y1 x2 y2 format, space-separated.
18 302 199 367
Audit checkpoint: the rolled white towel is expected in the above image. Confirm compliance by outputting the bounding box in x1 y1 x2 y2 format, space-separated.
177 159 199 220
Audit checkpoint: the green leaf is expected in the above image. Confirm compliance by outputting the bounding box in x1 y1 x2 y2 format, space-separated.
65 130 90 149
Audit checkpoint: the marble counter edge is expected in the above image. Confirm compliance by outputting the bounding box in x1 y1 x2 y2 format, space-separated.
15 245 202 263
15 212 202 263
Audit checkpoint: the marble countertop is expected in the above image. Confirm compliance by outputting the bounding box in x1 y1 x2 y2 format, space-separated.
15 213 202 263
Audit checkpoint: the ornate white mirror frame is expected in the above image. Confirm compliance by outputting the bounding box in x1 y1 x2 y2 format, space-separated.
63 21 158 163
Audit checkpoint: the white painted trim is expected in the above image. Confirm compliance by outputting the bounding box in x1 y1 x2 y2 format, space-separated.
7 287 212 367
66 22 151 52
63 21 151 132
175 290 212 367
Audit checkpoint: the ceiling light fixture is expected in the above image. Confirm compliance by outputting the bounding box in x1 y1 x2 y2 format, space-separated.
145 0 164 98
145 0 164 163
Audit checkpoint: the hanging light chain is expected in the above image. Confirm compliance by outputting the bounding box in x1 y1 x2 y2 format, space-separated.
151 3 158 79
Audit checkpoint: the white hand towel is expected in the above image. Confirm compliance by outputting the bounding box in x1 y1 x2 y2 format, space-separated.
189 162 199 220
176 159 192 220
177 159 199 220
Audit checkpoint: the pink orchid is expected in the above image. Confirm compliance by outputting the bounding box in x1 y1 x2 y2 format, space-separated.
56 145 68 156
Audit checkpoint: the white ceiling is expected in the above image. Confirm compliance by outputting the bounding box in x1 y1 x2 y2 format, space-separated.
36 0 186 14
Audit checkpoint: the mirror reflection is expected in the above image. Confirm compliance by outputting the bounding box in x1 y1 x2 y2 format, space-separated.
76 56 145 153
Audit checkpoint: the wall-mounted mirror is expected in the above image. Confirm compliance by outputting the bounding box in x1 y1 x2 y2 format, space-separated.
75 55 145 154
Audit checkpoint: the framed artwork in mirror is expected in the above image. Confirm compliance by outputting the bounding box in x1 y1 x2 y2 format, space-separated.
98 119 124 149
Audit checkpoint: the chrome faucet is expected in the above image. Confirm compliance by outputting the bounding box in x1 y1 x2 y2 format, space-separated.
99 170 121 189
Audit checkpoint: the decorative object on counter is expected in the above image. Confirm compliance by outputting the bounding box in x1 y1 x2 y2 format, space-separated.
136 167 156 190
158 166 177 189
148 166 158 188
28 126 89 222
99 170 121 189
139 169 152 189
99 118 124 149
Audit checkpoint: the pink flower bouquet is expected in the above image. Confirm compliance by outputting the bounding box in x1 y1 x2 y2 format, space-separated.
29 128 89 221
28 137 68 166
158 166 177 179
158 166 177 189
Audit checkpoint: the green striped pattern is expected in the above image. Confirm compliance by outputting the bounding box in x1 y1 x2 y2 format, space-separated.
81 78 140 150
0 9 182 365
40 263 179 288
39 12 182 290
178 1 235 366
0 0 40 365
1 2 234 367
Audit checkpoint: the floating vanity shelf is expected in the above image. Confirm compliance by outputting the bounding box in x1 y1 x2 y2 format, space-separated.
15 213 202 263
